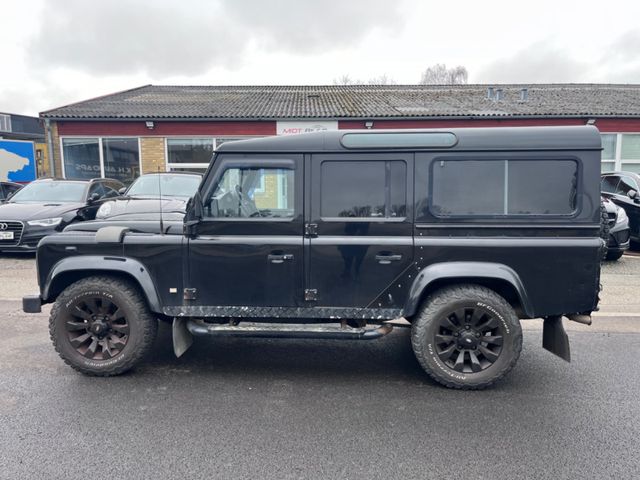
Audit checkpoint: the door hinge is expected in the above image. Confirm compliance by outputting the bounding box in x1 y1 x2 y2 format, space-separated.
183 288 197 300
305 223 318 237
304 289 318 302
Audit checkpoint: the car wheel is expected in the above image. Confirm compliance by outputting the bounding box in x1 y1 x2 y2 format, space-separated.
49 276 158 376
599 201 610 261
605 250 624 261
411 284 523 390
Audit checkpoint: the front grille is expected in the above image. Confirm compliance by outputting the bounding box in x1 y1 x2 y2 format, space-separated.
0 221 24 246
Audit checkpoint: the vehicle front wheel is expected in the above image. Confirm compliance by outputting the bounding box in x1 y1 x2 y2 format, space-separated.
49 276 158 376
411 284 522 390
605 250 624 261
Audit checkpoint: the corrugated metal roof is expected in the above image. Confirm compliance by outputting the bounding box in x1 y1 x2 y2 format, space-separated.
40 84 640 120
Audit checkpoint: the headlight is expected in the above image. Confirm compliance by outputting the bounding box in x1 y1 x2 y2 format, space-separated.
616 207 628 224
27 217 62 227
97 202 112 218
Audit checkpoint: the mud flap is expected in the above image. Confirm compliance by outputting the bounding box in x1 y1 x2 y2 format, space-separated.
542 316 571 362
172 317 193 358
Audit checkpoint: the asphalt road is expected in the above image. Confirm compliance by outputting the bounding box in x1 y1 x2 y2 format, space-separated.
1 255 640 479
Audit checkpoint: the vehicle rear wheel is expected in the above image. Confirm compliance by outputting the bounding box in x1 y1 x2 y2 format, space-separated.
411 284 522 390
49 276 158 376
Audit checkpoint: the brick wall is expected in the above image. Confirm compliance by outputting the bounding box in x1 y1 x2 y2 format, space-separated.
140 137 166 173
50 122 62 177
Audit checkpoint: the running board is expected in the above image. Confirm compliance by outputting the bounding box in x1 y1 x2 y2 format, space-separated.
185 320 393 341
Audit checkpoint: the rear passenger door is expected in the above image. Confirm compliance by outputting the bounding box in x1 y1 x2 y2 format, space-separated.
307 154 414 308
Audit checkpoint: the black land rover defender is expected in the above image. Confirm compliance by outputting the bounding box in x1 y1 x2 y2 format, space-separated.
23 126 603 389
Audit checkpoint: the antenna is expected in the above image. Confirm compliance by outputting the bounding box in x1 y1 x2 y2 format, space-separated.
157 167 165 234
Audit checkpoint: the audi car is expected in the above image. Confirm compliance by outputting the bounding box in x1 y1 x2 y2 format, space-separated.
0 177 124 252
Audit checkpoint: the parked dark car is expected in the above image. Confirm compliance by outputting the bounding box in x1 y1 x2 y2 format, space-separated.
23 126 603 390
0 181 23 202
601 171 640 248
601 196 630 261
0 177 124 252
94 172 201 222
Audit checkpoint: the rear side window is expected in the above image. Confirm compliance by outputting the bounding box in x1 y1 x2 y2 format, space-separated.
601 176 619 193
431 159 578 217
320 161 406 219
616 175 639 196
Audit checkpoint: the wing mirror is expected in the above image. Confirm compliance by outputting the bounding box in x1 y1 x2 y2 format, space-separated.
628 189 639 202
118 187 127 195
184 190 204 230
88 192 101 204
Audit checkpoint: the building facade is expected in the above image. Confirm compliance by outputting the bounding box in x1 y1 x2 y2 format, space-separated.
40 84 640 185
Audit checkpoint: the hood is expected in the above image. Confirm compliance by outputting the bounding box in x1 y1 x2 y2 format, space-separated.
98 197 188 219
0 201 82 221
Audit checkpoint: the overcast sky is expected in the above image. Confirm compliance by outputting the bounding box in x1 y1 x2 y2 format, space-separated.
3 0 640 116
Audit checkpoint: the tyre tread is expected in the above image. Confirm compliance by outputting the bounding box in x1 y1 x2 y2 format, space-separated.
49 275 157 376
411 284 522 390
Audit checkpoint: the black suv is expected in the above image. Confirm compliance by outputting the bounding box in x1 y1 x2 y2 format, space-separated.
23 127 603 389
0 177 124 252
601 171 640 248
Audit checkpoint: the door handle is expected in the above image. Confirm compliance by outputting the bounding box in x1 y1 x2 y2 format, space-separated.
268 253 294 264
375 254 402 265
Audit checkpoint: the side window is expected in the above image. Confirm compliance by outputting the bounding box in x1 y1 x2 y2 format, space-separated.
601 176 619 193
616 176 639 196
103 184 120 198
320 161 407 219
207 167 294 219
430 159 578 217
0 185 5 200
88 183 105 200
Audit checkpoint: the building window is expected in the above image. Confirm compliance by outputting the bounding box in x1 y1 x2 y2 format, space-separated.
166 138 255 174
62 138 101 180
0 114 11 132
601 134 616 173
102 138 140 184
62 137 140 183
166 138 213 173
621 134 640 174
430 159 577 217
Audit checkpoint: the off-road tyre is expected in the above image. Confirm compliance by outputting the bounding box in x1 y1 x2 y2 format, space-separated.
49 276 158 376
605 250 624 261
411 284 522 390
599 201 610 261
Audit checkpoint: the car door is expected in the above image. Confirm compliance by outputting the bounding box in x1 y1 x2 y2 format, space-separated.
613 174 640 238
187 153 304 308
307 153 414 309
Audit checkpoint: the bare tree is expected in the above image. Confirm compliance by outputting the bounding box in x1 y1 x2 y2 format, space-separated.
333 74 397 85
367 74 396 85
419 64 468 85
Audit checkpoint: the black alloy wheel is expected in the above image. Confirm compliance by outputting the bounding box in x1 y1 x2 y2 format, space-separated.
434 307 503 374
49 276 157 376
64 295 130 360
411 284 522 390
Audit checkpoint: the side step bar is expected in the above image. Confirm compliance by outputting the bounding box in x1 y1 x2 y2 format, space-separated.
186 320 393 341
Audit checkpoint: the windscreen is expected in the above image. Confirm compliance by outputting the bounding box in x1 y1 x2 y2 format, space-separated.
126 174 201 198
9 182 86 203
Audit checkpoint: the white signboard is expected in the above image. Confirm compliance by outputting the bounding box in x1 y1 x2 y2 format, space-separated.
276 121 338 136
